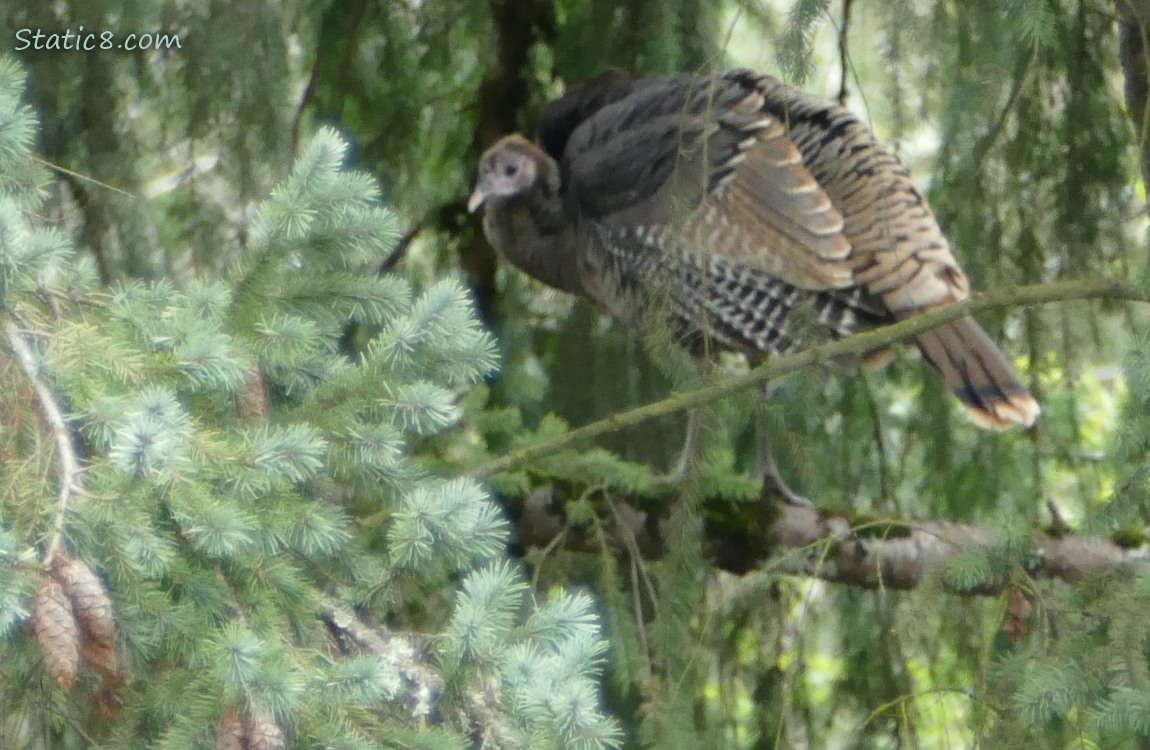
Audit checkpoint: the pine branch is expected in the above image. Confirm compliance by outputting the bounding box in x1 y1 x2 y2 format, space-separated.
319 595 522 743
471 277 1150 479
2 317 83 568
512 484 1150 593
320 596 442 721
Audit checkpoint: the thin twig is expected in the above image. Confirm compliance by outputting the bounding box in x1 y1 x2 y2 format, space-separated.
837 0 854 106
469 278 1150 479
377 225 421 276
860 374 895 511
291 0 369 152
1045 499 1071 536
971 53 1032 174
2 317 82 567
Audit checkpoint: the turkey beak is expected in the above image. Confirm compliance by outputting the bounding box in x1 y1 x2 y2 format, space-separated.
467 186 487 214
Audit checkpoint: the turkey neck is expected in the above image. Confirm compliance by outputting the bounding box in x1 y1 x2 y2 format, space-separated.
483 188 584 296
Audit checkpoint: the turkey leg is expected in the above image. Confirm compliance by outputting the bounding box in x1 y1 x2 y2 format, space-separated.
755 381 812 507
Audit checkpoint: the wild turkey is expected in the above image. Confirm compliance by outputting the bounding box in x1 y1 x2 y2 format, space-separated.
468 69 1039 480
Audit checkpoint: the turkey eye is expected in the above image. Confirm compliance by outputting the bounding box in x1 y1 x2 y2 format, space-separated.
503 163 518 177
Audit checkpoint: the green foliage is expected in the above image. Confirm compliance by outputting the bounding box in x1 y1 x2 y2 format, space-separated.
987 286 1150 745
441 564 622 749
775 0 829 83
0 65 619 749
1009 0 1057 49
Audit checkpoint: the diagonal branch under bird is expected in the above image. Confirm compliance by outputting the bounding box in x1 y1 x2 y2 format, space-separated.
467 279 1149 482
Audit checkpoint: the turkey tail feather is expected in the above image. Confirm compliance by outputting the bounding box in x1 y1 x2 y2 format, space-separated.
914 316 1039 430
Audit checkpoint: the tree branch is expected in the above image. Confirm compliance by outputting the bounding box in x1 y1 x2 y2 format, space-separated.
2 317 83 568
512 484 1150 594
837 0 854 106
762 505 1147 592
471 278 1149 479
319 596 442 721
1117 0 1150 193
970 52 1031 174
320 595 520 744
292 0 369 152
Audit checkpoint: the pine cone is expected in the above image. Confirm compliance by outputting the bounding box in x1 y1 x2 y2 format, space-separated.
216 709 247 750
236 368 269 421
34 577 80 693
246 710 286 750
81 634 123 684
53 553 116 647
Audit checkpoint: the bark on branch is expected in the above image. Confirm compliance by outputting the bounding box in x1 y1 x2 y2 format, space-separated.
2 317 83 568
1117 0 1150 193
762 505 1147 592
512 485 1150 594
320 597 442 720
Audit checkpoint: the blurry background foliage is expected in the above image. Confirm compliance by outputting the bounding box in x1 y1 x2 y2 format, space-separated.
1 0 1150 747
